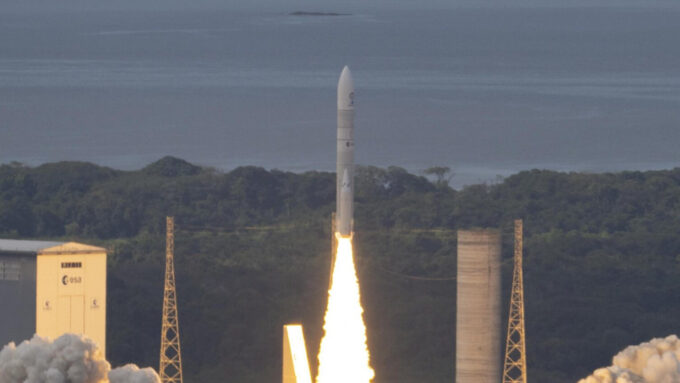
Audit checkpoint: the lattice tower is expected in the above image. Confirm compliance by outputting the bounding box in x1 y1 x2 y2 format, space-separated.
159 216 184 383
502 219 528 383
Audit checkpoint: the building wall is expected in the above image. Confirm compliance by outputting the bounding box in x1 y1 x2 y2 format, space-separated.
456 229 501 383
0 254 36 347
36 251 106 354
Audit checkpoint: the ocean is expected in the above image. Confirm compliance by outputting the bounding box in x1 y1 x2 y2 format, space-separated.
1 1 679 187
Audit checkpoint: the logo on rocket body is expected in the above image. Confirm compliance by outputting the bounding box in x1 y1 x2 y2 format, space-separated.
337 66 355 111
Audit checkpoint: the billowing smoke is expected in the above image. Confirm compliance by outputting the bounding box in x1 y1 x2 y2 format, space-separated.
108 365 160 383
0 334 160 383
579 335 680 383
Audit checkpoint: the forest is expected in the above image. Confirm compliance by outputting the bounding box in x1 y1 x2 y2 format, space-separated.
2 156 680 382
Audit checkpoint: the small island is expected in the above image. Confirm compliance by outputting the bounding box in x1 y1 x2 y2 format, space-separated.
289 11 351 16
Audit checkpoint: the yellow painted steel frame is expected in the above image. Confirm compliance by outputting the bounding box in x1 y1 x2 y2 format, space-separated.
502 219 528 383
159 217 184 383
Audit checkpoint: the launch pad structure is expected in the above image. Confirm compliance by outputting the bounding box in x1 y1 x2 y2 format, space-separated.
456 229 502 383
502 219 528 383
159 216 184 383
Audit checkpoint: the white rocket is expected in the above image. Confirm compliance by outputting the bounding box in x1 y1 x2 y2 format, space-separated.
336 66 354 237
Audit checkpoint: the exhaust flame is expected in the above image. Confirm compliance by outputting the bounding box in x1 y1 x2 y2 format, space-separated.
316 235 374 383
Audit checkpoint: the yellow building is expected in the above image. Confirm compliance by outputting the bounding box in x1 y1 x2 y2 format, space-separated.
0 240 106 354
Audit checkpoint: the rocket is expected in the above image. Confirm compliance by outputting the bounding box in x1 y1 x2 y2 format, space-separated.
336 66 354 237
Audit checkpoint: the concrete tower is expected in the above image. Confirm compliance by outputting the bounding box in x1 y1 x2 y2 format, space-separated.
456 229 501 383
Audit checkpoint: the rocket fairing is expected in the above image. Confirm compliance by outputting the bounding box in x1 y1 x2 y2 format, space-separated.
336 66 355 237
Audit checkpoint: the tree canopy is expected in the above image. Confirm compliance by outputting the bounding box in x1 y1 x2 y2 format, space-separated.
2 159 680 382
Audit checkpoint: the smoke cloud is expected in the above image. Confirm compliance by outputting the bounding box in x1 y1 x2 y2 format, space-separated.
109 365 161 383
0 334 160 383
579 335 680 383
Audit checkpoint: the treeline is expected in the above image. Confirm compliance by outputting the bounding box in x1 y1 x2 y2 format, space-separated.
2 157 680 382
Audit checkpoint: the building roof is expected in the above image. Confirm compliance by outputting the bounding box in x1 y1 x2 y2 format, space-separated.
0 239 106 255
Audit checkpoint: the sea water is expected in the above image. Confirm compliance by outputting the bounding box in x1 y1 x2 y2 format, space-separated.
1 1 679 187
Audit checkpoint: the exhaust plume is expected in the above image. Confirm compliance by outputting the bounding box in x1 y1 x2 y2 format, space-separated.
0 334 160 383
316 236 374 383
579 335 680 383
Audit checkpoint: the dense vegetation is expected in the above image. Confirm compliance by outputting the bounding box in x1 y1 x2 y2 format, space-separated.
2 156 680 382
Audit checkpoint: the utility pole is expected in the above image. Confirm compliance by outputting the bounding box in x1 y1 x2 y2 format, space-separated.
159 216 184 383
502 219 528 383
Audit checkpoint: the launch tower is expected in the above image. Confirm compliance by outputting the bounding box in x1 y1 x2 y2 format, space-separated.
159 216 184 383
456 229 501 383
502 219 528 383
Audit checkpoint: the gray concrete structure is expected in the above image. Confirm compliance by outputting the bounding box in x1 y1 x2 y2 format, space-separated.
456 229 501 383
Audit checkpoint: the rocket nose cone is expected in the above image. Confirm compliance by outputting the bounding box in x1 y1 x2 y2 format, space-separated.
337 66 354 110
340 65 352 80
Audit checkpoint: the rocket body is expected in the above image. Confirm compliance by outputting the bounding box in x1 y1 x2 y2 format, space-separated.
336 66 354 237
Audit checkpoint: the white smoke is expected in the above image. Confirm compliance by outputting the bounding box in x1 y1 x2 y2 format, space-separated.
108 365 160 383
0 334 160 383
579 335 680 383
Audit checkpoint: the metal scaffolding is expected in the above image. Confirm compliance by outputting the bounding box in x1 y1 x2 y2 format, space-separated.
159 216 184 383
502 219 528 383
